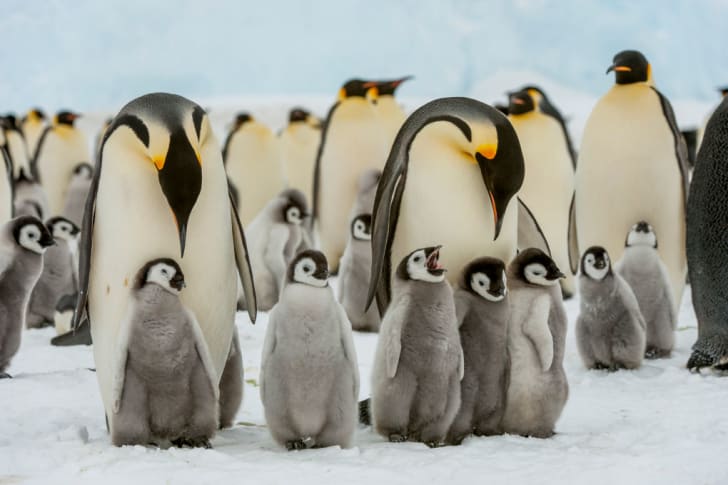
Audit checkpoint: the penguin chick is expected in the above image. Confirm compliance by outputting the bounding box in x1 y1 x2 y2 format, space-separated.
261 250 359 450
502 248 568 438
111 259 219 448
338 214 380 332
576 246 646 371
371 246 463 447
447 257 510 445
62 162 93 227
616 222 677 359
218 326 243 429
0 216 55 376
26 217 79 329
243 189 310 311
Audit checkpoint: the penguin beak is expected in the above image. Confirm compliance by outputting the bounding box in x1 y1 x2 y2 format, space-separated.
383 76 414 91
475 144 504 239
424 245 446 276
606 64 632 74
170 273 186 291
313 266 329 281
40 231 56 248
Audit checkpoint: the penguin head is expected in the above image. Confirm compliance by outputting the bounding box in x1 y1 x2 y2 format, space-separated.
607 50 651 85
625 221 657 248
288 107 321 128
54 111 80 127
136 258 186 293
397 246 446 283
72 162 93 180
102 93 210 258
231 112 253 131
462 257 507 302
507 90 536 115
24 108 46 124
512 248 564 286
45 216 80 241
719 87 728 98
288 250 329 288
373 76 413 96
280 188 309 225
581 246 612 281
338 79 379 104
11 216 55 254
1 114 20 131
351 214 372 241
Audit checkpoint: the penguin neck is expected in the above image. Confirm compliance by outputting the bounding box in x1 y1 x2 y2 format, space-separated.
137 283 178 308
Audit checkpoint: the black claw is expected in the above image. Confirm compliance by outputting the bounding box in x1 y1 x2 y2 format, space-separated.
687 349 716 372
425 440 445 448
286 439 307 451
171 437 212 449
358 398 371 425
0 372 12 379
388 433 407 443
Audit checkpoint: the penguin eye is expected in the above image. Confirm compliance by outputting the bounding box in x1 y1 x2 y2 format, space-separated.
413 256 422 263
303 265 312 273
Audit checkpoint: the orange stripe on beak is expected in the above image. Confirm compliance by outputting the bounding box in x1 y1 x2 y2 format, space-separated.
489 191 498 227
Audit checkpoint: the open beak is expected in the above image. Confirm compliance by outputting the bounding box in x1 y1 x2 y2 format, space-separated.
424 245 446 276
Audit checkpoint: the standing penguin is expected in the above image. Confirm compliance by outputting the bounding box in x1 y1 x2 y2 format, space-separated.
223 113 285 225
0 216 55 377
62 163 93 227
243 188 310 311
575 50 688 305
616 222 676 358
65 93 257 435
26 216 79 329
502 248 568 438
371 247 463 447
32 111 90 215
338 214 380 332
279 108 321 204
367 97 525 313
111 259 218 447
576 246 646 370
261 250 359 450
687 96 728 371
508 89 577 297
21 109 47 159
1 115 32 180
447 257 510 444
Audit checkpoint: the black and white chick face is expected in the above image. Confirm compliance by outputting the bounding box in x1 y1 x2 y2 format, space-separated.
72 163 93 180
46 217 80 242
581 246 611 281
351 214 372 241
397 246 446 283
464 257 507 302
513 248 564 286
284 204 304 225
280 189 309 225
137 258 186 293
12 216 55 254
625 221 657 249
288 250 329 288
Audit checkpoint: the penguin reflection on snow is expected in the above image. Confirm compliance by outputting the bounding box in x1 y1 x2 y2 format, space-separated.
261 250 359 450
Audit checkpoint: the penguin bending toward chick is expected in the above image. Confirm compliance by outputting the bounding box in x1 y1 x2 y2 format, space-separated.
576 246 646 371
371 247 463 447
502 248 568 438
447 257 510 445
616 222 676 359
261 250 359 450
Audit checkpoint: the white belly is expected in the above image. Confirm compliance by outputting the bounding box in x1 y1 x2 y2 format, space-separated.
576 85 686 303
280 126 319 204
89 138 237 420
37 129 89 215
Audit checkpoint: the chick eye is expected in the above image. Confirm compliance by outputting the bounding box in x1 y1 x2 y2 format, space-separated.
479 281 485 287
303 265 312 272
413 256 422 263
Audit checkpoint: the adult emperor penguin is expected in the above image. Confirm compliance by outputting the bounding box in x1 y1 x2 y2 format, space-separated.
67 93 257 428
367 97 525 313
508 89 577 297
223 112 285 225
21 108 47 159
1 115 32 180
279 108 321 204
312 78 384 271
32 110 90 215
575 50 688 305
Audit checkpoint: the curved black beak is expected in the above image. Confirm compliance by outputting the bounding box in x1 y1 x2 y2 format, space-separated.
313 267 329 281
40 230 56 248
170 272 186 291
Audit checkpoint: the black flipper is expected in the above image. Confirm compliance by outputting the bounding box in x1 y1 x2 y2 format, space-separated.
310 101 341 234
652 87 690 207
229 192 257 323
29 126 52 182
1 145 13 215
516 197 551 256
567 193 579 275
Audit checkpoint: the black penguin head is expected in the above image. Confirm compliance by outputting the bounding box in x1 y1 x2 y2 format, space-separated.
288 250 329 287
45 216 80 241
279 189 309 225
581 246 612 281
72 162 93 179
232 112 253 130
289 108 310 123
507 90 536 115
12 216 55 255
396 246 446 283
625 221 658 248
718 86 728 98
24 108 46 123
462 257 507 302
373 76 413 96
338 79 379 103
1 114 20 131
350 214 372 241
55 111 80 127
606 50 651 84
136 258 186 293
511 248 564 286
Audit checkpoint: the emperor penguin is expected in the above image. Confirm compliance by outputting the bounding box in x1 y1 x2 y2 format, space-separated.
21 108 47 159
65 93 257 434
371 246 462 447
223 113 285 225
508 89 577 297
0 130 12 226
576 246 646 370
261 250 359 450
111 259 218 448
373 77 411 153
0 216 55 377
502 248 568 438
279 108 321 204
367 97 525 314
695 87 728 152
447 257 509 444
244 188 310 311
32 110 90 215
26 216 79 329
312 79 384 272
616 222 676 358
62 162 93 227
575 50 689 305
687 96 728 371
1 115 32 180
338 214 380 332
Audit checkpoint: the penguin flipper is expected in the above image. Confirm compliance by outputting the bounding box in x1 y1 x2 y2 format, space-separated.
567 193 579 275
185 308 220 401
1 146 13 216
229 192 257 323
516 197 551 257
652 87 690 206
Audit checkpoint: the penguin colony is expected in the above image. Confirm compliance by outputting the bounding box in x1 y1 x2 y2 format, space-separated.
0 47 723 453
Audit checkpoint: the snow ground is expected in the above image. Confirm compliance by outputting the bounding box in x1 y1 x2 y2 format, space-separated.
2 285 727 485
